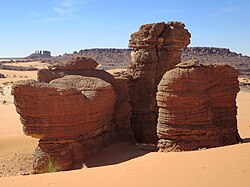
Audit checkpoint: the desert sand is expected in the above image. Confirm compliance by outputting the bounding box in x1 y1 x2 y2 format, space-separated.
0 61 249 186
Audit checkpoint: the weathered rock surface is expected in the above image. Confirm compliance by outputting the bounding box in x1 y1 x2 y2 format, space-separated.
157 60 242 151
37 62 134 142
37 68 115 83
49 55 98 70
33 130 115 173
12 75 117 173
12 76 116 139
110 72 134 142
127 21 191 143
12 55 135 173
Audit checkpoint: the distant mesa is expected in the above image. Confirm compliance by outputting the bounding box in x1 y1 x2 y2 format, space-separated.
66 47 250 76
26 50 52 59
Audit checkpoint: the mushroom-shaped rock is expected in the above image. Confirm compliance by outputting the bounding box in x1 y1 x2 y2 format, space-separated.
156 61 241 151
12 75 116 173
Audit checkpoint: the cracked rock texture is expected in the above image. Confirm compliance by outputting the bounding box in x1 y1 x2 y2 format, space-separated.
157 60 242 151
126 21 191 143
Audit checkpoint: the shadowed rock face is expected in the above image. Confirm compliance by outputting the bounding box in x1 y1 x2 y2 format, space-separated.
12 76 117 173
127 21 191 143
156 60 242 151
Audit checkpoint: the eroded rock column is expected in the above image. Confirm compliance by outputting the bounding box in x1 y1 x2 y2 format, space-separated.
157 60 242 151
126 21 191 143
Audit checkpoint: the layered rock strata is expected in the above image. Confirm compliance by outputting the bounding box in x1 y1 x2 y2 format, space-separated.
157 60 242 151
126 21 191 143
38 57 134 141
12 56 134 173
12 76 116 173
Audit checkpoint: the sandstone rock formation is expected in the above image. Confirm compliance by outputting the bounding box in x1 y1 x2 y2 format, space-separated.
12 76 117 173
111 72 134 142
156 60 242 151
126 21 191 143
37 57 134 142
26 50 51 59
49 55 98 70
12 21 243 174
12 55 135 173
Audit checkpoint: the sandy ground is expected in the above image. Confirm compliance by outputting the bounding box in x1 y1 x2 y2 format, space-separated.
0 62 249 186
0 61 48 135
2 61 49 69
106 68 126 74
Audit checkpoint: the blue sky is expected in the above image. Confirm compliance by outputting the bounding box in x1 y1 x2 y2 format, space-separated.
0 0 250 57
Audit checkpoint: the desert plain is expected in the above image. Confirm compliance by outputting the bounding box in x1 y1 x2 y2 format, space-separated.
0 61 249 187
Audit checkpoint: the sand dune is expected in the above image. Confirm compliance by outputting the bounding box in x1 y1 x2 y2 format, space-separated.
0 142 249 187
237 91 250 139
2 61 49 69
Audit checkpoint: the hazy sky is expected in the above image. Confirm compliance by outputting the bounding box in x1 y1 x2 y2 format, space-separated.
0 0 250 57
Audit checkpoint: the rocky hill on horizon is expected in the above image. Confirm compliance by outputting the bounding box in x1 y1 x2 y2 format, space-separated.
73 47 250 76
182 47 250 76
20 47 249 76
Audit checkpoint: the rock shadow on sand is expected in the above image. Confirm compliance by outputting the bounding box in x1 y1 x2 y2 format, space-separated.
243 138 250 143
85 142 155 168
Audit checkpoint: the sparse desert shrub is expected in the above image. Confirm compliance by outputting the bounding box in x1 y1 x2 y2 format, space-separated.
44 158 61 173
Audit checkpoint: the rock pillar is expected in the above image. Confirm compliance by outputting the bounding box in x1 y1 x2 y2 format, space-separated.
127 21 191 143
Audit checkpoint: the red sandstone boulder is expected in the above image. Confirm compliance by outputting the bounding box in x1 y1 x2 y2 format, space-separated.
12 75 117 173
38 60 134 142
12 75 116 139
157 60 241 151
